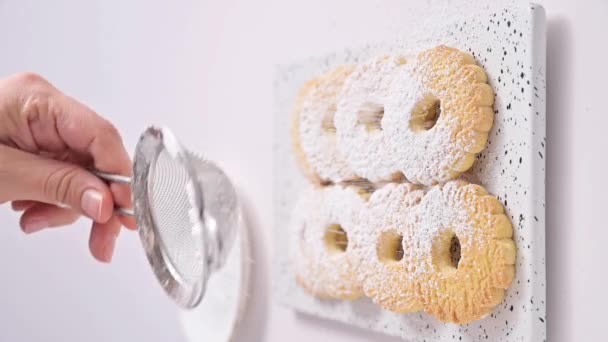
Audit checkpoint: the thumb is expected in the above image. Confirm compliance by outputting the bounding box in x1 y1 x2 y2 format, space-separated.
0 145 114 223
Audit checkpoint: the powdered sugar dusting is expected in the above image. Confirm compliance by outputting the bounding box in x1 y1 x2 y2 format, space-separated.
288 180 516 322
385 47 494 185
298 66 358 183
350 181 514 323
327 46 494 185
288 185 366 299
334 56 406 182
408 182 473 280
414 182 516 323
351 183 425 312
291 46 509 323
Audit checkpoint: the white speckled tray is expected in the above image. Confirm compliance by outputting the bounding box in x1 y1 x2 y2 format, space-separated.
273 2 546 341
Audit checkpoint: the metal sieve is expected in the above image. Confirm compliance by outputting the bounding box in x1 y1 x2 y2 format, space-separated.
93 126 240 309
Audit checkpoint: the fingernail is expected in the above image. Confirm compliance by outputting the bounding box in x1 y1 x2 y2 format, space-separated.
81 189 103 221
23 219 48 234
101 235 117 263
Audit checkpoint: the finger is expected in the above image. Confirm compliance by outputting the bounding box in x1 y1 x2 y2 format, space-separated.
2 73 129 169
8 75 133 218
119 216 137 230
89 216 121 263
19 203 80 234
11 200 37 211
51 93 134 221
0 73 55 149
47 92 132 177
62 152 135 228
0 144 114 222
11 200 69 211
57 94 130 168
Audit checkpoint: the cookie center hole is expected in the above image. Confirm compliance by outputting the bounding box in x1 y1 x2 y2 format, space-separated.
357 103 384 132
449 235 461 269
321 105 337 133
410 95 441 132
324 224 348 253
376 230 404 264
431 230 462 273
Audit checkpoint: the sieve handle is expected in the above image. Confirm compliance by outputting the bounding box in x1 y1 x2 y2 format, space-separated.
91 170 135 217
92 171 132 184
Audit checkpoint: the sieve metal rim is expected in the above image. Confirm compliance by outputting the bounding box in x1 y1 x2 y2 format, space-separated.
133 126 209 308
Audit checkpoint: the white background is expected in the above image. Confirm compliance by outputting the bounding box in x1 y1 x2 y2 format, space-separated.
0 0 605 341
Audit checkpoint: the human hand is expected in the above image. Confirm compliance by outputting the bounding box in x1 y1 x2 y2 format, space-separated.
0 72 137 263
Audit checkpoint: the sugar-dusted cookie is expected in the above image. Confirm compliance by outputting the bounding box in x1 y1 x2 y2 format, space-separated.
385 45 494 185
289 184 366 300
412 180 516 323
292 65 358 184
334 56 407 182
351 182 425 313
